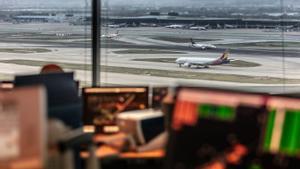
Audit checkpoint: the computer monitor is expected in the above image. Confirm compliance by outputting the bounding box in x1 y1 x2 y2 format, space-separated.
151 86 168 110
14 72 79 107
14 72 81 129
165 87 267 169
255 96 300 169
83 87 149 133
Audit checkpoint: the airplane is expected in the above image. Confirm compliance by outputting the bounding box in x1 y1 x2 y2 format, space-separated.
101 31 119 39
108 24 121 28
189 38 216 50
107 23 127 28
55 33 72 37
216 24 222 29
189 26 207 31
224 24 238 29
140 23 158 27
189 24 210 31
165 24 185 29
275 25 294 32
175 50 230 68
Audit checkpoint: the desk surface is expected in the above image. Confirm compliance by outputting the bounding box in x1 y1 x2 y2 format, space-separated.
81 133 165 159
120 149 164 159
81 145 164 159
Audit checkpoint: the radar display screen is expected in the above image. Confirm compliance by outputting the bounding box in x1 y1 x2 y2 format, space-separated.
83 87 148 133
165 87 267 169
254 97 300 169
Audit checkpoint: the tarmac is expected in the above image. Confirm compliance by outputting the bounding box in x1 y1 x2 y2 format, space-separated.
0 23 300 93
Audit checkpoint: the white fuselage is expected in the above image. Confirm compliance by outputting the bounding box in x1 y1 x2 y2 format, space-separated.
101 33 119 39
176 51 229 68
189 26 207 30
108 24 121 28
165 24 184 29
190 43 217 50
176 57 217 67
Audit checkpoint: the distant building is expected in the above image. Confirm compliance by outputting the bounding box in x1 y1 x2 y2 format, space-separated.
168 12 179 16
13 15 52 22
149 12 160 16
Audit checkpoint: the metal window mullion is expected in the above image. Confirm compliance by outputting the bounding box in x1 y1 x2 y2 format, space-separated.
92 0 101 86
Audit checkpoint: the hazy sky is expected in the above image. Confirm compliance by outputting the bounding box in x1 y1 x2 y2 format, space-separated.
0 0 88 8
105 0 299 7
0 0 299 8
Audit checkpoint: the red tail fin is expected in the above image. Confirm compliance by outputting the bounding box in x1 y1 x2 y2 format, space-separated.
219 50 229 61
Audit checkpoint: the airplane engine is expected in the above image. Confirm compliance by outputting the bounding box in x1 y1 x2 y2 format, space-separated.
223 60 230 64
183 62 191 67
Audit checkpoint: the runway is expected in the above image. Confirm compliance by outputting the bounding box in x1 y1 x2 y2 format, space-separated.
0 22 300 93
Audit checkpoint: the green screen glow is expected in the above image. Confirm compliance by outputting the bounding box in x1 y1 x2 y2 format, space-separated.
198 104 235 121
263 109 300 156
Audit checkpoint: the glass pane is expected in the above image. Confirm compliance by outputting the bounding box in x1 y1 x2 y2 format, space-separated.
100 0 299 93
0 0 91 87
282 0 300 93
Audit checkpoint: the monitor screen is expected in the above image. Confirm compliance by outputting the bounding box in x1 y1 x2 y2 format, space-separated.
14 73 81 129
83 87 149 133
14 72 79 107
165 87 267 169
263 97 300 156
254 96 300 169
151 87 168 109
